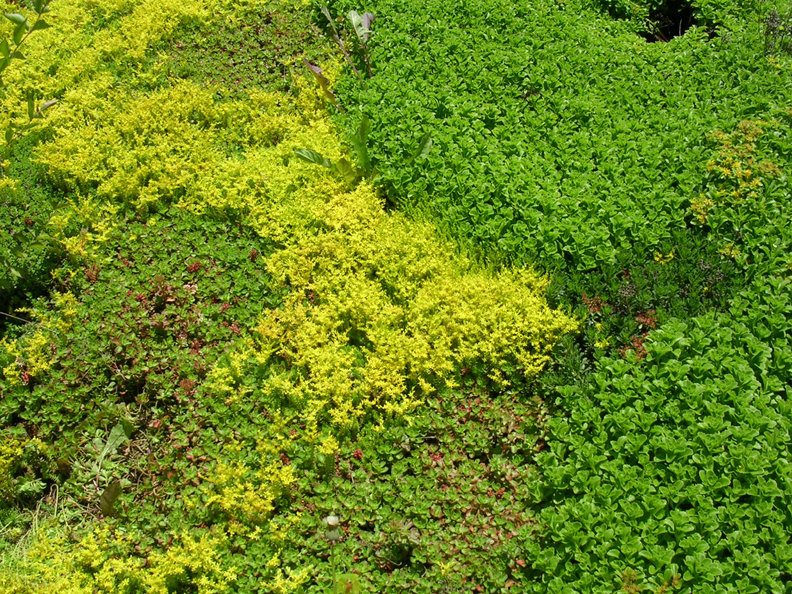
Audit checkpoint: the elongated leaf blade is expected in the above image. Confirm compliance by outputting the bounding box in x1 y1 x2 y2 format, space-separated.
4 13 26 26
362 12 375 32
412 133 433 160
320 4 335 29
348 10 364 41
0 40 9 59
102 423 129 459
38 98 58 114
99 480 122 517
348 10 374 42
13 22 26 46
294 148 334 170
357 114 371 144
120 417 135 438
349 115 372 174
30 20 50 32
303 58 329 92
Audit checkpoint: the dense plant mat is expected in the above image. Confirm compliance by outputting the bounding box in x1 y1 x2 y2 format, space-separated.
2 0 792 591
325 0 792 591
0 0 575 591
330 0 790 273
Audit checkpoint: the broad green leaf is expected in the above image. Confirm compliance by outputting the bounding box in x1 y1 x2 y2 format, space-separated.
0 39 9 59
347 10 374 43
30 20 50 32
94 422 129 473
411 133 433 161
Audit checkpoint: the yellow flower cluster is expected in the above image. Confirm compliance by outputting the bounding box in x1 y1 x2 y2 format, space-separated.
205 457 296 523
1 292 78 385
1 526 236 594
703 119 781 207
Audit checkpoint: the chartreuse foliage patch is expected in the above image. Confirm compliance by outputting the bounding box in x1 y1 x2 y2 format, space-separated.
0 0 574 590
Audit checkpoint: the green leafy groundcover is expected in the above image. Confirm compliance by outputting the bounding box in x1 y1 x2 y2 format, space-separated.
531 277 792 593
330 0 790 272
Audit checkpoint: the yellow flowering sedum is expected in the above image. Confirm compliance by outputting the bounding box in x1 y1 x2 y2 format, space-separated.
1 526 236 594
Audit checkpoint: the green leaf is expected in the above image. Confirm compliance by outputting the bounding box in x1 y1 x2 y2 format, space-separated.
0 39 9 59
13 22 26 46
350 115 371 175
99 480 122 517
94 423 129 473
27 90 35 120
40 98 57 111
347 10 374 43
331 573 362 594
120 417 135 438
4 13 26 26
30 20 50 32
411 133 433 161
294 148 334 170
